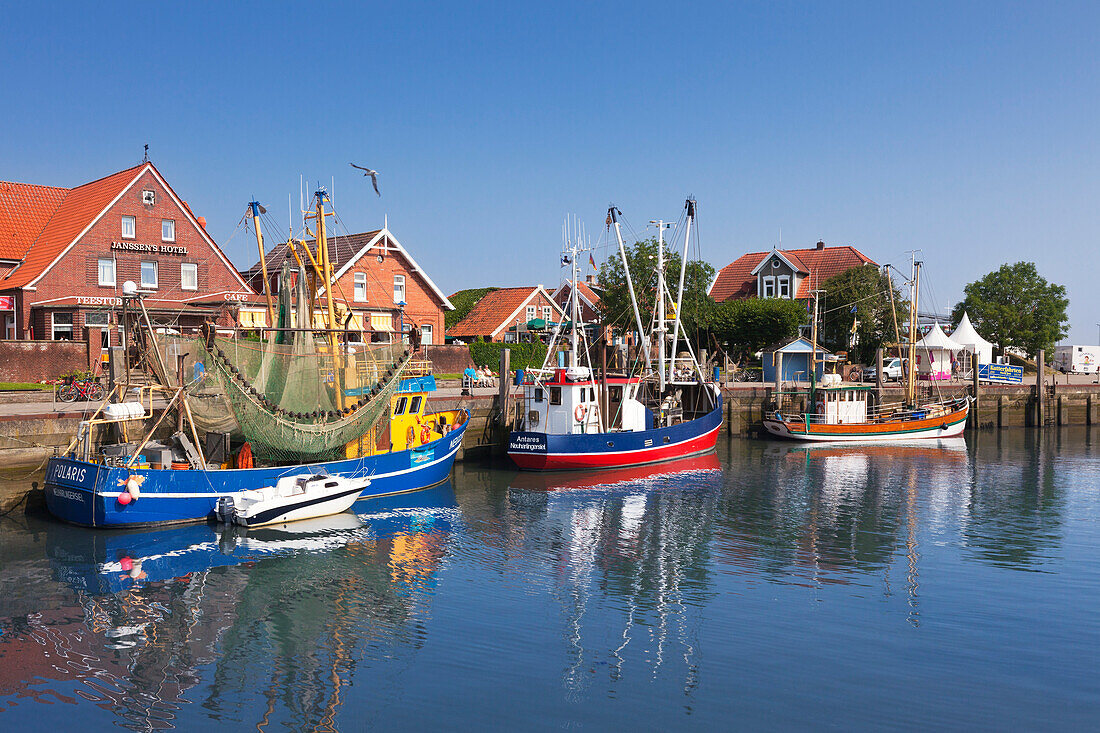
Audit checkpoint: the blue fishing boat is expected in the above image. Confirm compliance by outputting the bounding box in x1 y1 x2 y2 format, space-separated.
44 376 468 528
44 190 467 528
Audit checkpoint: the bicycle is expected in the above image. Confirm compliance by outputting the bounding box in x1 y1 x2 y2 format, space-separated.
734 369 762 382
58 378 106 403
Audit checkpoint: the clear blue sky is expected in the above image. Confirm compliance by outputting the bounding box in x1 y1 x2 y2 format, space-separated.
3 2 1098 341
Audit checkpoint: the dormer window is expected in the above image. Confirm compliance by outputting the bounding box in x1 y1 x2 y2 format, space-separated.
777 276 791 299
762 276 776 298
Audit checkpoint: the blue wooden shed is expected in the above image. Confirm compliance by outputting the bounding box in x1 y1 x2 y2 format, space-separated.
762 337 831 383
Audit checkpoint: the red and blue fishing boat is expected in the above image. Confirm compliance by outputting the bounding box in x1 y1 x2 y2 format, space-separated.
508 200 722 471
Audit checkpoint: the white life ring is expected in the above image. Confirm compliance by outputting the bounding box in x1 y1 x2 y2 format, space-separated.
575 404 588 422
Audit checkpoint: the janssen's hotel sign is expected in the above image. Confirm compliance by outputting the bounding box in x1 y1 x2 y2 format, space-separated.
110 241 188 256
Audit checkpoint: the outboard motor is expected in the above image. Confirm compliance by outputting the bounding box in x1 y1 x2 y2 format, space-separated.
216 496 238 525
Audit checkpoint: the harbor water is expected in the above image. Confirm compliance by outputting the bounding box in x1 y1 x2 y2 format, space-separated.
2 429 1099 730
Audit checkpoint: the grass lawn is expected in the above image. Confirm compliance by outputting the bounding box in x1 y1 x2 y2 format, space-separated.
0 382 52 391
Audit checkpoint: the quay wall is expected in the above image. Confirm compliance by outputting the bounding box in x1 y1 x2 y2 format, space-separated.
0 340 90 382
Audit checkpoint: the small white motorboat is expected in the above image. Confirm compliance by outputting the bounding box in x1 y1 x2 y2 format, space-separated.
215 473 370 528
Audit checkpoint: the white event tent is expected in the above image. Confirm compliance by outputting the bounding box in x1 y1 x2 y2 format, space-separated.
951 312 994 368
914 323 965 381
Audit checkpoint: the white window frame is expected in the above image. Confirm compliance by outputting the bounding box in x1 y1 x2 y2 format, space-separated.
420 323 433 345
777 275 791 299
141 261 159 289
762 276 776 298
354 272 367 302
542 306 552 321
121 215 136 239
526 305 536 321
161 219 175 242
4 314 15 340
393 274 405 304
52 312 74 340
98 258 116 287
180 262 198 291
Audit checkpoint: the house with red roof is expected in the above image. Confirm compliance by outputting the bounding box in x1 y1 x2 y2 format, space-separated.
709 241 877 303
550 275 603 324
242 227 453 345
447 286 565 343
0 162 256 344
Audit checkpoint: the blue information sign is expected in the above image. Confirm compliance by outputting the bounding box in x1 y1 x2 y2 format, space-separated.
978 363 1023 384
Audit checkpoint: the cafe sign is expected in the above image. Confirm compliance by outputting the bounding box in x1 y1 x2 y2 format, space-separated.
110 241 188 256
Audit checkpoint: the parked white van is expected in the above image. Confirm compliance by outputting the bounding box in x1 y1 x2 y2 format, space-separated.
1053 345 1100 374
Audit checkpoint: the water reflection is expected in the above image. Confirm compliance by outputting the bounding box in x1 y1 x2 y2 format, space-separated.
0 483 457 731
1 431 1095 729
477 455 724 696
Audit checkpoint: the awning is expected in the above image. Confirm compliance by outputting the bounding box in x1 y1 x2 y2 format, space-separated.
238 309 268 328
370 313 394 332
527 318 546 330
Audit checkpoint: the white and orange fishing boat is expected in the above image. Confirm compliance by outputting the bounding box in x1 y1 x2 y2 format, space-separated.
761 258 970 442
761 388 969 441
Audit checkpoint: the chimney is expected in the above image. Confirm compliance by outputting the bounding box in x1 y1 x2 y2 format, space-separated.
197 216 207 230
586 274 595 285
816 240 825 250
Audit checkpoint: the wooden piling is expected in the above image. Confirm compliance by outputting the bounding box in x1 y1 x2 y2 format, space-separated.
969 359 980 429
875 348 884 400
1088 395 1094 426
998 395 1005 428
497 348 511 429
1036 349 1045 428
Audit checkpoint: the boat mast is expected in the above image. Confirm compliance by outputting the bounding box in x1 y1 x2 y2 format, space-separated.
906 258 922 406
249 201 276 328
651 219 673 392
314 191 338 342
809 288 823 404
668 198 695 385
609 207 651 371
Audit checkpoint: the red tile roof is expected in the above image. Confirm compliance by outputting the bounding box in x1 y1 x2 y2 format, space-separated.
448 286 541 338
0 164 146 288
709 245 877 301
0 181 68 260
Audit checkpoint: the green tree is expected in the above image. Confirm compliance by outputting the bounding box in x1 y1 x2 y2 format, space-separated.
709 298 807 360
951 262 1068 358
446 287 498 329
596 237 715 337
819 265 903 363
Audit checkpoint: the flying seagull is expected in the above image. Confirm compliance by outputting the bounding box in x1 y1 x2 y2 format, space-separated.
349 163 381 196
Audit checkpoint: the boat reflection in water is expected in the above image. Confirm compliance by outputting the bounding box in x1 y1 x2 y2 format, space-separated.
508 451 722 492
500 452 723 694
5 482 457 730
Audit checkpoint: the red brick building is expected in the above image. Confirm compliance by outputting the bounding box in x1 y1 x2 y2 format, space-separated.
447 285 565 343
0 162 257 345
551 276 603 323
243 227 453 345
709 241 877 303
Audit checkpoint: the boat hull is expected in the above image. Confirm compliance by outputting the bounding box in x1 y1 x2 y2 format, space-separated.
761 402 969 442
44 413 468 528
508 399 723 471
221 479 369 528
